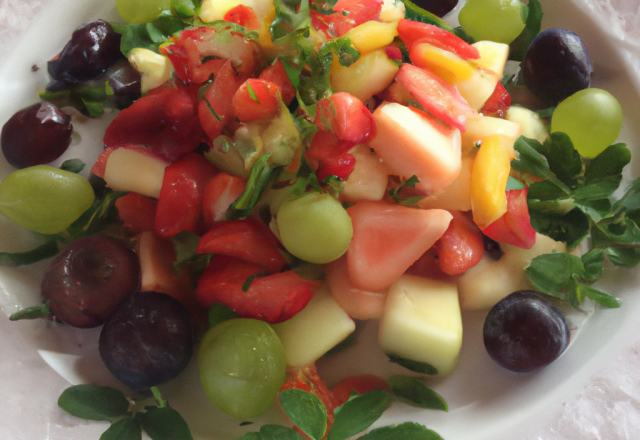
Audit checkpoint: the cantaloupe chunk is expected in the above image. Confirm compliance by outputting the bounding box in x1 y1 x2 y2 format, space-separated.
325 255 387 320
103 148 170 199
369 102 462 195
379 275 463 376
458 233 568 310
346 201 452 291
273 287 355 367
342 144 390 201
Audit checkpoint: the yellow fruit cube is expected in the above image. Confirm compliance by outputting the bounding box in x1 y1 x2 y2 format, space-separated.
346 21 398 55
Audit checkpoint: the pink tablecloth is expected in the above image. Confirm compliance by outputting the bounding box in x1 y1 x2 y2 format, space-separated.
2 0 640 439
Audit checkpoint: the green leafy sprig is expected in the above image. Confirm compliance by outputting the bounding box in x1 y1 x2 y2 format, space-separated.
57 384 193 440
388 175 422 206
512 133 638 308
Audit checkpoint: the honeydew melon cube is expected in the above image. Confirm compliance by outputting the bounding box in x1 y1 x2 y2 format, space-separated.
462 115 522 153
458 233 568 310
506 105 549 144
128 48 173 94
331 49 400 102
103 148 170 199
346 21 398 55
343 144 390 201
273 287 355 367
471 41 510 78
378 275 463 376
453 68 499 111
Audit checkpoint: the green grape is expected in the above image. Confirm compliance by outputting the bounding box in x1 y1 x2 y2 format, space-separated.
459 0 527 44
198 319 286 420
115 0 171 23
277 192 353 264
551 88 623 158
0 166 95 235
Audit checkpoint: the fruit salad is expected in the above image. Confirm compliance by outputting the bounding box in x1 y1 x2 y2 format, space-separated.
0 0 638 438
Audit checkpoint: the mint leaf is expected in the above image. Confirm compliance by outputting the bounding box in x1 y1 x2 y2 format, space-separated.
509 0 543 61
9 302 53 321
359 422 445 440
100 418 142 440
112 15 189 55
226 154 281 220
208 302 238 329
246 82 261 103
278 389 327 440
387 354 438 375
58 385 130 422
141 406 193 440
57 191 126 245
328 390 393 440
386 375 447 411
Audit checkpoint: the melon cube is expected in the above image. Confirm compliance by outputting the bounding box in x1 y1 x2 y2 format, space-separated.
379 275 463 376
273 287 355 367
342 144 390 201
331 49 400 102
103 148 170 199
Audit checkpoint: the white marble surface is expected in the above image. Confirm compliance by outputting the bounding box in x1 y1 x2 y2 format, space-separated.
1 0 640 439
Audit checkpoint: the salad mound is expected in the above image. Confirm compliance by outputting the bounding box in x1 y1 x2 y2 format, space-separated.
0 0 638 438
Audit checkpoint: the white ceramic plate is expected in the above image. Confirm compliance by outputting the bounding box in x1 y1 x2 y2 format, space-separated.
1 0 640 439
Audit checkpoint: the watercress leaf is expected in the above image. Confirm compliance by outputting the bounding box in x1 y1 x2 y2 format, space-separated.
511 136 571 194
113 15 189 55
509 0 543 61
527 180 568 201
386 375 447 411
573 198 611 222
278 389 327 440
60 159 86 173
592 213 640 247
241 424 307 440
604 247 640 268
574 280 621 308
208 302 238 329
141 406 193 440
530 208 590 249
574 178 623 201
100 418 142 440
580 249 605 283
328 390 393 440
525 252 585 300
611 177 640 212
584 143 630 182
358 422 445 440
171 0 196 18
0 240 59 266
58 384 130 422
387 354 438 375
539 132 582 189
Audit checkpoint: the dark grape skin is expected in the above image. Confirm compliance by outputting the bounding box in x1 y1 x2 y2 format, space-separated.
1 101 72 169
99 291 195 390
412 0 459 17
48 20 123 84
483 290 570 374
40 235 140 328
522 28 593 104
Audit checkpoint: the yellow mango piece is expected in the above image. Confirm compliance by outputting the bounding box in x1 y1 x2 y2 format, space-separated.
331 49 399 101
471 41 510 78
470 134 515 228
346 21 398 55
411 43 476 84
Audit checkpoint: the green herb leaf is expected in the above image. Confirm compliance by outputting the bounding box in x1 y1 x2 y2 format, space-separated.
171 0 196 18
604 247 640 268
100 418 142 440
387 354 438 375
0 240 59 266
9 302 53 321
226 154 281 220
529 208 590 249
57 191 126 245
140 406 193 440
246 82 261 103
242 271 270 291
328 390 392 440
270 0 311 40
60 159 86 173
278 389 328 440
204 98 223 121
237 424 307 440
208 302 238 329
509 0 543 61
358 422 445 440
398 0 453 31
386 375 448 411
511 136 571 194
112 14 189 55
388 175 422 206
575 281 621 308
58 384 130 422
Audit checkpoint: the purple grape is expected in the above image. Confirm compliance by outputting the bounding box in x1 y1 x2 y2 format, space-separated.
1 101 72 169
99 291 195 390
522 28 593 104
48 20 123 84
483 290 570 373
41 235 140 328
412 0 459 17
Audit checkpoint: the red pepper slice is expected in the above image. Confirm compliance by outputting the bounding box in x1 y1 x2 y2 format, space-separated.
481 80 512 118
223 4 260 30
482 187 536 249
